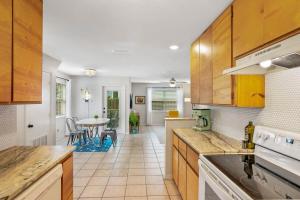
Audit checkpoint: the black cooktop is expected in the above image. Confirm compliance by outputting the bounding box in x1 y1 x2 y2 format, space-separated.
205 154 300 199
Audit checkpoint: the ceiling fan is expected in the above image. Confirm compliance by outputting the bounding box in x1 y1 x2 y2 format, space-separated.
159 77 189 87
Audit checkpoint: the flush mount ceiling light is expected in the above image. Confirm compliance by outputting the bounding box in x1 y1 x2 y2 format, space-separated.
259 60 272 68
84 68 97 77
169 45 179 50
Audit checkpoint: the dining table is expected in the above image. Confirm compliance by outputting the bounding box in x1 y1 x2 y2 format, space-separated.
76 118 110 139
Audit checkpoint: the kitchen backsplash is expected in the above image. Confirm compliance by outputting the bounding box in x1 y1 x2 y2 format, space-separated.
0 106 17 150
195 67 300 140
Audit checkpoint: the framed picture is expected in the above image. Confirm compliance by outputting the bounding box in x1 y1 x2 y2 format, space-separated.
135 96 145 104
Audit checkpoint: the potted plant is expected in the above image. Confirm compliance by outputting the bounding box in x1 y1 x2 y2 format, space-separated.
129 111 139 134
94 114 99 119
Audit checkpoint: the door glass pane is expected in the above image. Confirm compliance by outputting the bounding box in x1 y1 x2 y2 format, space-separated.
107 90 119 129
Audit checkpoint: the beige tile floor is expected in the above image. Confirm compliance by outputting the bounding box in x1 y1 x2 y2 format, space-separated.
72 126 182 200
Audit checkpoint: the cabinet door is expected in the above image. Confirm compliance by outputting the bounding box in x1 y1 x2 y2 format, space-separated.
62 155 73 200
190 39 200 104
233 0 264 58
0 0 12 103
178 154 187 200
199 28 213 104
172 146 179 186
13 0 43 103
187 164 198 200
234 75 265 107
212 7 233 105
263 0 300 43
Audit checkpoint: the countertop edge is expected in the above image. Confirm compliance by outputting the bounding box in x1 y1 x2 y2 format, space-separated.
172 128 252 155
1 146 75 200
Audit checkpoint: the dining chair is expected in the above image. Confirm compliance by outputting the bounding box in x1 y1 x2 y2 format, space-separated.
66 118 87 145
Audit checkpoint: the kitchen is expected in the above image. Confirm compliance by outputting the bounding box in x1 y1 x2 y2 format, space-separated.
0 0 300 200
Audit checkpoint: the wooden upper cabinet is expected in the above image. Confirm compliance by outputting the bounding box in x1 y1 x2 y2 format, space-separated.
233 0 264 58
233 0 300 58
199 28 213 104
190 39 200 104
0 0 12 103
13 0 43 103
212 7 233 105
263 0 300 43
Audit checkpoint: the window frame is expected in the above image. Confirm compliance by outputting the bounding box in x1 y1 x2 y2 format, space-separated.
56 82 67 117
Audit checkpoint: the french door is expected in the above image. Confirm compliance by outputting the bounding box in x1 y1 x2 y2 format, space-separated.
103 86 125 133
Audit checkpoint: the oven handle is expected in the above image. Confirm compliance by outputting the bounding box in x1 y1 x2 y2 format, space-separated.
200 162 241 200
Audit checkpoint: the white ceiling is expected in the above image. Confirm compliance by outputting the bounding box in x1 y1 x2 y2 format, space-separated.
44 0 232 82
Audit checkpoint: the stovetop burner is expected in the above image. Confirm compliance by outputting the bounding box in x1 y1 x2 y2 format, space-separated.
204 154 300 199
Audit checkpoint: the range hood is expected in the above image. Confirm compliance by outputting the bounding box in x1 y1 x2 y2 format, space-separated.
223 33 300 75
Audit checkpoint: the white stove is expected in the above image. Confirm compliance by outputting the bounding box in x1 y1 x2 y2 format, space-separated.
199 126 300 200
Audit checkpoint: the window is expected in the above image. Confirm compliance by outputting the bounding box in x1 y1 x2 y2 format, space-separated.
151 88 177 111
56 82 66 116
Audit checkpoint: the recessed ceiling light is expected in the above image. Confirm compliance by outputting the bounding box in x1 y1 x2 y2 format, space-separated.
112 49 129 54
259 60 272 68
169 45 179 50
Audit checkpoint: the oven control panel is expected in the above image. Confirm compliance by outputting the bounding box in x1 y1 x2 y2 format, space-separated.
254 126 300 160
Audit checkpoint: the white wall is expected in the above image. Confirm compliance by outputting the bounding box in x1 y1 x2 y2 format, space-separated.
71 76 132 133
194 67 300 140
131 83 192 126
55 72 72 141
0 54 61 150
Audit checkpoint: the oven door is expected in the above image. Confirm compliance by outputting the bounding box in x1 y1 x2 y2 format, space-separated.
199 159 241 200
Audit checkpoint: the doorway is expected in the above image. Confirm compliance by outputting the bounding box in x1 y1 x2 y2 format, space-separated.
103 86 126 133
24 72 51 145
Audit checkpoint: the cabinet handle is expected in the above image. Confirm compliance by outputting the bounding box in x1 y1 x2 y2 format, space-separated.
251 93 265 98
28 124 34 128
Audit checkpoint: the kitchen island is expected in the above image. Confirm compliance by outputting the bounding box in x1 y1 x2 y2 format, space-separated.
0 146 74 200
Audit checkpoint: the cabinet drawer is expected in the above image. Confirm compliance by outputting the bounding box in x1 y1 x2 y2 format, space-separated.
178 139 187 159
173 133 179 149
187 146 199 175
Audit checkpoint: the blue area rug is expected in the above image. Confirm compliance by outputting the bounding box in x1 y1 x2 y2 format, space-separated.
73 137 112 152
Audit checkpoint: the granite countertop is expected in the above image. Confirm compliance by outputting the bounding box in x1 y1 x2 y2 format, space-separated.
0 146 75 200
173 128 252 154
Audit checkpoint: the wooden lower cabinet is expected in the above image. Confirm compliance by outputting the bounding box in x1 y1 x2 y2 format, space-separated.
172 135 199 200
178 154 187 200
62 155 73 200
187 164 198 200
172 146 179 185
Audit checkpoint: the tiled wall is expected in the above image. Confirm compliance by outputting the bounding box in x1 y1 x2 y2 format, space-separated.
0 106 17 150
195 67 300 140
